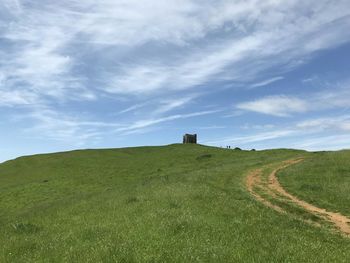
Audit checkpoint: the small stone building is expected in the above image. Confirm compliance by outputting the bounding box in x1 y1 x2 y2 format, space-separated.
183 134 197 144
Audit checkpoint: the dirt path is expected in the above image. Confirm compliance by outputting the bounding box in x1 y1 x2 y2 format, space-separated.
246 169 285 213
246 159 350 236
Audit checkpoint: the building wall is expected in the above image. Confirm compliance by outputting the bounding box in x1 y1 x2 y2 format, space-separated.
183 134 197 144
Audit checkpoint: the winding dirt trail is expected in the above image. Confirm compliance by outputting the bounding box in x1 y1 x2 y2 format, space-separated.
246 159 350 236
246 169 285 213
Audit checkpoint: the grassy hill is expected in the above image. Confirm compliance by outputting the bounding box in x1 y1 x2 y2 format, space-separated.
279 151 350 216
0 144 349 262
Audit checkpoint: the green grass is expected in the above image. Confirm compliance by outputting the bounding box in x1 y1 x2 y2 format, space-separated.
278 151 350 216
0 144 349 262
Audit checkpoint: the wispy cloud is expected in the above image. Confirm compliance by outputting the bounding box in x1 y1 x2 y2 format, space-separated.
101 1 350 95
117 94 197 118
23 107 122 145
0 90 40 106
115 109 220 135
16 104 220 145
297 115 350 132
237 80 350 117
153 95 197 115
197 125 226 130
250 76 284 88
204 113 350 150
237 95 308 117
289 134 350 151
1 0 349 103
204 129 299 145
118 103 149 115
1 0 22 15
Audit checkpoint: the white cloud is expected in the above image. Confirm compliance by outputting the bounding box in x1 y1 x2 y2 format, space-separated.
204 129 298 145
154 96 197 115
14 106 125 146
297 115 350 132
290 134 350 151
237 95 308 117
100 0 350 95
117 94 196 117
197 125 226 130
203 113 350 150
315 88 350 109
0 90 40 106
118 103 149 115
17 104 219 145
240 124 275 130
1 0 349 103
114 109 220 135
1 0 22 15
250 76 284 88
237 80 350 117
1 14 93 104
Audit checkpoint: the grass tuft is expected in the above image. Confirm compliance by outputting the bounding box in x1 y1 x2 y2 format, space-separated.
11 222 40 234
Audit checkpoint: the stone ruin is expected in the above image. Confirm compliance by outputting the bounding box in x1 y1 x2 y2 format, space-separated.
183 134 197 144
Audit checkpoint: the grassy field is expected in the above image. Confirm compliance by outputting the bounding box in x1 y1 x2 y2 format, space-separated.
278 150 350 216
0 144 349 262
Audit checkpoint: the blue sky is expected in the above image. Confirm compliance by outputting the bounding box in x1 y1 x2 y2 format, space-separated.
1 0 350 162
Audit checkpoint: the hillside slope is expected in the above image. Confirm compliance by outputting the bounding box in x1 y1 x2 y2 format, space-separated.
0 144 349 262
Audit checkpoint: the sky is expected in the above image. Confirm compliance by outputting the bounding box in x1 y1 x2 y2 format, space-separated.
1 0 350 162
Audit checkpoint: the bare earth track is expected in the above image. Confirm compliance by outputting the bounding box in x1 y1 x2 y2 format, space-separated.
246 159 350 237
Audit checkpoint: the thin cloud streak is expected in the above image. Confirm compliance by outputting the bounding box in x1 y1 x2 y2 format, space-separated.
115 109 221 135
204 129 299 145
250 76 284 88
